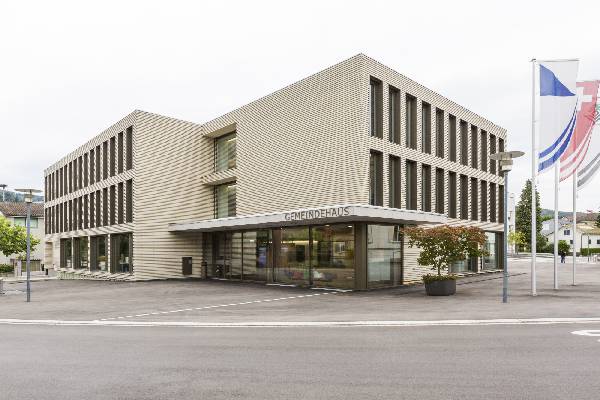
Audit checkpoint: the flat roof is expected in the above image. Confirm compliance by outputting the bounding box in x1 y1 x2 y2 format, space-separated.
168 204 446 233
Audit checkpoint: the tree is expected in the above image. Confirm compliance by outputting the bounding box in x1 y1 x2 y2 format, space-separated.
515 179 547 252
0 215 40 258
596 211 600 229
508 231 527 254
558 240 570 255
403 225 487 277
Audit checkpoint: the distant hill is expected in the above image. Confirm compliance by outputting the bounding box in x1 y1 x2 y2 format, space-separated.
0 190 44 203
541 208 598 222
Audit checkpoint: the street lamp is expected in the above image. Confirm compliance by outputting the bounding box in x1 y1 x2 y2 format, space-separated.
0 184 6 202
14 188 42 303
490 150 525 303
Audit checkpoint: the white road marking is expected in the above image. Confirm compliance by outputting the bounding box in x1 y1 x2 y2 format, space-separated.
96 292 337 321
571 329 600 342
2 317 600 328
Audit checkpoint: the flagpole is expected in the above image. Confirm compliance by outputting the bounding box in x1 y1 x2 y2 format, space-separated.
554 160 559 290
531 58 537 296
572 167 577 285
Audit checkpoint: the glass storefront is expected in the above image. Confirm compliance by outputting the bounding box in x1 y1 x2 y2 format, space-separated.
242 230 271 281
277 227 310 285
311 225 354 289
114 233 132 273
60 238 72 268
483 232 498 270
74 237 88 269
91 235 107 271
367 224 402 288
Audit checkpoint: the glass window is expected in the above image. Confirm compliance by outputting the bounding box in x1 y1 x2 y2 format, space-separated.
215 133 237 172
369 151 383 206
75 237 88 269
389 87 400 143
60 238 72 268
406 160 417 210
276 227 310 285
482 232 498 270
311 224 354 289
91 235 107 271
370 78 382 138
389 156 401 208
115 233 132 273
421 164 431 212
215 182 236 218
449 115 457 162
421 102 431 154
460 120 469 166
367 224 402 288
230 232 243 279
406 94 417 149
436 108 444 158
242 230 271 281
13 217 38 228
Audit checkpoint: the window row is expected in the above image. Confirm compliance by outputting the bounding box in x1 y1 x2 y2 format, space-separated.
59 233 132 273
45 179 133 234
45 126 133 201
369 152 504 222
369 77 504 175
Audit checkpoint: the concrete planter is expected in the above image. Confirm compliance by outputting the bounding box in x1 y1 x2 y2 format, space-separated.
424 279 456 296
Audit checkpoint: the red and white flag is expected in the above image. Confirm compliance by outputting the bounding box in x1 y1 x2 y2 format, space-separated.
559 80 600 181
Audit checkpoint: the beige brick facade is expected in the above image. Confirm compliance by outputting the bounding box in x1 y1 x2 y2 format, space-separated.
44 54 506 285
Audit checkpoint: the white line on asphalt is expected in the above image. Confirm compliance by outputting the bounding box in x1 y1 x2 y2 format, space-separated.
2 317 600 328
96 292 335 321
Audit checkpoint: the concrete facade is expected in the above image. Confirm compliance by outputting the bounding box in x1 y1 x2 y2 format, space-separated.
43 54 506 287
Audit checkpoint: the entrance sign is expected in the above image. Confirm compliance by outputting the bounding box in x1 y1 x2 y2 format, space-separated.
284 206 351 222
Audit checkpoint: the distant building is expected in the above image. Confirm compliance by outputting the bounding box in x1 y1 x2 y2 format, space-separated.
0 202 45 264
544 220 600 253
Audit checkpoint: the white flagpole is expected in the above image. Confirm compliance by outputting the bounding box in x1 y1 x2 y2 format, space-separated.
554 160 560 290
531 58 537 296
572 167 577 285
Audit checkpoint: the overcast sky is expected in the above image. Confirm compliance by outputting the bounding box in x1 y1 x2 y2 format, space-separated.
1 0 599 211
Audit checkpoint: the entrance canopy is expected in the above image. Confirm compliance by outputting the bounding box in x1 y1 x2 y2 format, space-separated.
168 204 446 233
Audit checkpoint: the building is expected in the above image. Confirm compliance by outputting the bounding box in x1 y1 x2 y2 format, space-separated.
545 220 600 254
0 202 45 264
44 54 506 289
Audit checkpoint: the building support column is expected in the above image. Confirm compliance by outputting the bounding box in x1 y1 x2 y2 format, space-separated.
354 223 368 290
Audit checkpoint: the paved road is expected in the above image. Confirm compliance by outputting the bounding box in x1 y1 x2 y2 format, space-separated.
2 323 600 400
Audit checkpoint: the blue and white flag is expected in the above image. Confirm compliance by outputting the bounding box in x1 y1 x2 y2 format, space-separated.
538 60 579 173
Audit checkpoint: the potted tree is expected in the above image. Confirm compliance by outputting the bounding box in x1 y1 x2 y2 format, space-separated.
403 225 487 296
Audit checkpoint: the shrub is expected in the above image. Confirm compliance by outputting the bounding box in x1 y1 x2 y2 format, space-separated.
0 264 14 274
581 248 600 256
422 274 457 284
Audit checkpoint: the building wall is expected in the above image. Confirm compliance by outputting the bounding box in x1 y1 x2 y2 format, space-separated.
0 215 45 264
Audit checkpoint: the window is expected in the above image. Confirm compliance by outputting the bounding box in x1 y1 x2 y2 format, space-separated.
460 120 469 166
90 149 95 185
367 224 403 288
118 131 124 174
499 185 504 222
369 151 383 206
471 126 478 169
110 185 116 225
422 164 431 212
118 182 124 224
126 126 133 170
215 182 236 218
102 187 108 226
490 135 497 174
389 86 400 143
436 108 444 158
406 160 417 210
215 132 237 172
110 137 116 177
13 217 38 228
90 193 95 228
95 190 101 227
460 174 468 219
490 183 497 223
449 115 457 162
406 94 417 149
69 199 73 231
126 179 133 223
421 102 431 154
448 172 457 218
564 229 570 236
481 181 488 222
69 161 74 193
597 239 600 245
78 196 83 230
369 78 383 138
83 195 89 229
480 130 488 172
102 141 108 180
389 156 401 208
78 156 83 189
311 224 355 289
471 178 478 220
498 138 505 177
83 153 88 187
435 168 444 214
95 145 101 182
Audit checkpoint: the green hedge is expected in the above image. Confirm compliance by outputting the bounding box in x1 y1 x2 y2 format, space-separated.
0 264 14 274
580 248 600 256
